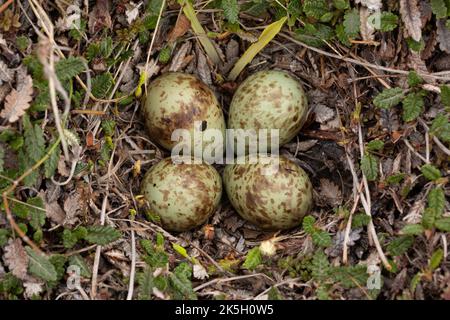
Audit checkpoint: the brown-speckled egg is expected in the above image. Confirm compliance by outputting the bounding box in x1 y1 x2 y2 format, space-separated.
143 72 226 151
223 155 313 230
228 70 308 151
141 157 222 232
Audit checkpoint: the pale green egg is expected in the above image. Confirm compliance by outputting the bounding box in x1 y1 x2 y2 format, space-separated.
143 72 226 151
228 70 308 151
223 155 313 230
141 158 222 232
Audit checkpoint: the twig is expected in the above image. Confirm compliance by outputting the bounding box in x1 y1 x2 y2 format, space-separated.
356 125 391 270
144 0 166 92
253 278 309 300
90 195 108 299
342 185 362 264
279 32 450 81
418 117 450 156
0 0 13 14
403 138 429 163
126 216 136 300
193 273 275 292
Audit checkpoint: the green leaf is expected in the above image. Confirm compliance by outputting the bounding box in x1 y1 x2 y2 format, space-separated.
68 254 92 278
430 114 450 143
408 71 423 87
49 254 67 282
44 142 61 178
0 229 9 246
336 24 351 46
62 229 78 249
361 153 378 181
25 247 57 282
55 57 85 82
295 23 334 47
386 235 414 256
333 0 349 10
343 8 360 36
420 164 442 181
158 46 171 64
169 262 196 300
400 224 424 235
303 0 328 19
221 0 239 24
302 215 316 234
373 87 404 109
441 85 450 107
172 243 190 259
377 12 398 32
332 265 368 289
435 217 450 232
431 0 448 19
228 16 286 81
142 241 168 268
27 196 46 231
311 250 330 281
429 249 444 270
385 173 405 185
101 119 116 136
402 92 424 122
84 225 121 245
91 72 114 99
352 213 371 228
23 116 46 163
137 268 154 300
428 187 445 218
367 140 384 151
242 246 262 270
406 37 425 52
312 230 332 247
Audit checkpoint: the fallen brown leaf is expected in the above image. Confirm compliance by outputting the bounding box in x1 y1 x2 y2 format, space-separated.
0 75 33 123
3 238 29 280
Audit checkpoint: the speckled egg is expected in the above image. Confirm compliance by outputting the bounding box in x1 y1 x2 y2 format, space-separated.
228 70 308 151
143 72 226 151
223 155 313 230
141 157 222 232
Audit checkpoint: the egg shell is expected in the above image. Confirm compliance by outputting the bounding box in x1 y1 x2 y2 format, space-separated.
223 155 313 230
143 72 226 151
228 70 308 150
141 158 222 232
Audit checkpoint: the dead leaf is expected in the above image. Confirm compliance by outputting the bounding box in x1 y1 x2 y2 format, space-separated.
24 281 44 298
45 201 66 225
360 7 375 41
193 264 209 280
403 194 426 224
57 155 70 177
196 47 212 86
0 75 33 123
319 179 343 206
313 104 335 124
125 1 141 25
168 14 191 44
88 0 112 34
399 0 422 42
3 238 29 280
0 84 10 102
437 19 450 54
63 193 81 226
355 0 382 10
0 59 14 85
169 41 192 72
